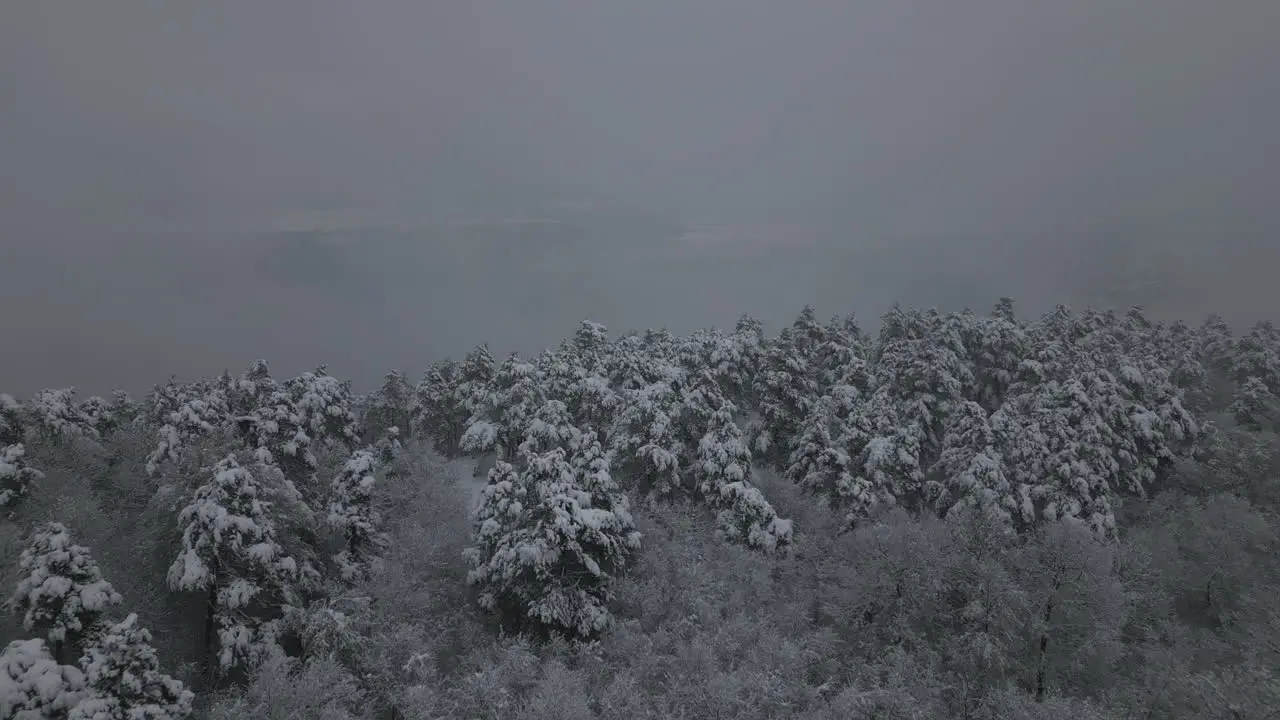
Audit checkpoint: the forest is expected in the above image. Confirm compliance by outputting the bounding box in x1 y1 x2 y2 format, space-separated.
1 299 1278 719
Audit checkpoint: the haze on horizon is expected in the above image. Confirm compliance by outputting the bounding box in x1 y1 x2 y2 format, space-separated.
2 1 1277 396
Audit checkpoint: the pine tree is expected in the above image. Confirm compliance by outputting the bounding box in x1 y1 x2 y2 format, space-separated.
933 400 1018 528
571 319 611 375
286 367 358 451
463 444 641 639
364 370 414 442
872 308 974 473
710 316 766 408
8 523 122 663
26 388 97 444
785 384 875 510
167 455 299 673
994 374 1124 541
456 344 497 420
752 310 825 468
461 354 546 461
69 613 193 719
517 400 582 458
0 393 24 445
608 382 684 496
106 391 137 430
1233 321 1280 393
77 396 118 438
969 298 1028 411
327 450 387 582
144 383 231 477
693 405 793 553
1 443 43 513
412 359 467 457
0 639 87 719
1230 376 1279 431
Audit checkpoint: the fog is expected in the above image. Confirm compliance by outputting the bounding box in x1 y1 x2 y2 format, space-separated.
2 1 1278 396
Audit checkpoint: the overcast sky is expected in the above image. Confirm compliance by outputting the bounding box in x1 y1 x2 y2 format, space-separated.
4 1 1277 233
1 1 1278 394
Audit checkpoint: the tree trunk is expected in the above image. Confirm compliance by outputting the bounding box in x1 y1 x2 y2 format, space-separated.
1035 584 1058 702
204 583 218 678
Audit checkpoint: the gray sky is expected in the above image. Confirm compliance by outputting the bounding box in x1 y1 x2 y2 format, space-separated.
2 1 1278 394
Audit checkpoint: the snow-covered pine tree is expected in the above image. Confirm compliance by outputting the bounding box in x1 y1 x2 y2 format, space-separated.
327 450 387 582
106 390 138 430
26 388 97 444
517 400 582 458
1 393 24 445
784 384 869 507
968 297 1029 412
932 400 1020 529
609 381 684 496
754 327 821 470
571 319 611 376
8 523 122 663
77 396 117 438
144 381 232 477
693 404 792 553
363 370 414 442
167 455 299 673
286 367 358 451
993 373 1124 541
1230 376 1279 431
606 335 654 392
709 314 766 409
871 307 974 474
461 353 546 461
69 613 193 720
1 443 43 513
456 344 497 420
1196 313 1237 383
463 442 640 639
373 426 403 479
1232 321 1280 394
412 359 468 457
812 313 867 394
0 639 87 719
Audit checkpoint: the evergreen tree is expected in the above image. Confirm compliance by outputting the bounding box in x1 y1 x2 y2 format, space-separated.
286 367 358 451
608 382 684 496
784 385 866 506
106 391 137 430
412 359 466 457
968 298 1028 411
694 405 792 553
461 353 546 460
752 309 826 468
26 388 97 444
8 523 122 663
570 319 611 375
144 382 231 477
0 443 43 513
463 443 640 639
933 400 1019 528
1196 313 1236 379
0 639 87 719
327 450 388 582
1232 321 1280 393
0 394 24 445
76 396 117 438
363 370 414 442
167 455 299 673
69 613 194 719
456 344 497 420
1230 376 1279 431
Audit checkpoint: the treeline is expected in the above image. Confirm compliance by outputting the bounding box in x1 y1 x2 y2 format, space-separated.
0 299 1277 718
